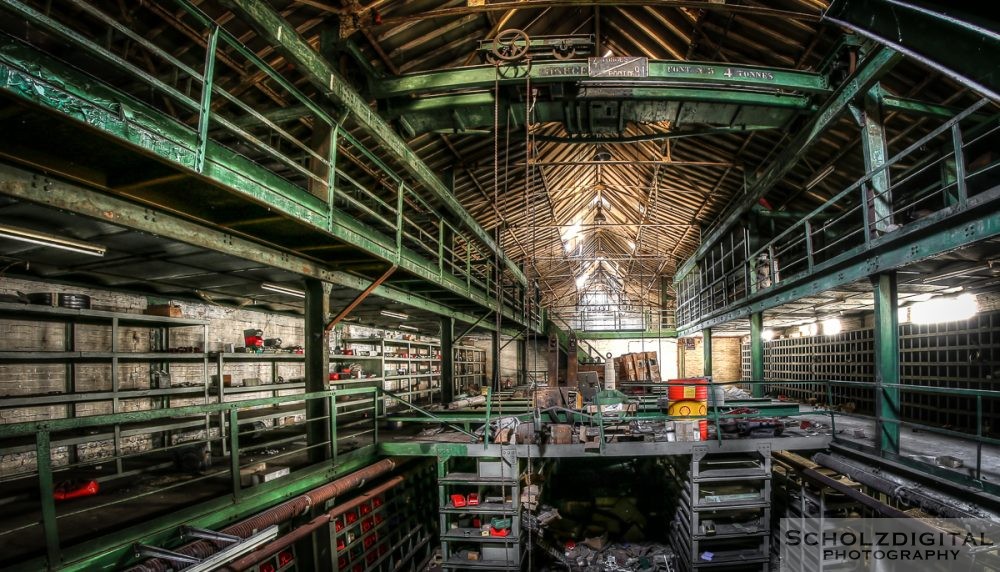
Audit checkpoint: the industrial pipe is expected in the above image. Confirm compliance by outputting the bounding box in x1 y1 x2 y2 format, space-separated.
813 453 976 519
223 476 405 571
775 451 912 518
125 458 399 572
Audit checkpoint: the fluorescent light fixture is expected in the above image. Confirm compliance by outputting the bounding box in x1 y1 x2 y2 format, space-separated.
909 293 978 324
261 283 305 298
804 165 834 191
799 323 819 337
822 318 842 336
0 223 106 257
398 324 419 331
380 309 409 320
761 329 776 341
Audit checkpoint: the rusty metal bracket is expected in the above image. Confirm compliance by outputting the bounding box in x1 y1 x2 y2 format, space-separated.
325 264 397 332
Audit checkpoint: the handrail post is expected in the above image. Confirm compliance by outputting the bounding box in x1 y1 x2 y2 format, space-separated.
951 123 968 208
328 119 343 211
860 181 873 245
484 385 493 448
804 220 815 271
396 182 404 259
976 394 983 480
826 380 837 437
372 388 379 447
329 393 338 465
37 430 60 568
228 408 241 500
195 24 219 173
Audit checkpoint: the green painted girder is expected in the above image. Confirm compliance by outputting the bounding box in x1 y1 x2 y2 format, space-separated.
0 40 531 329
872 272 901 454
675 46 902 282
216 0 526 288
676 185 1000 335
825 0 1000 101
389 90 809 137
372 60 829 98
0 388 376 438
574 329 677 340
881 92 995 120
0 164 497 327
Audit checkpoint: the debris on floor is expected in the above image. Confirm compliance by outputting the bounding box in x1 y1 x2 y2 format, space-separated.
563 541 677 571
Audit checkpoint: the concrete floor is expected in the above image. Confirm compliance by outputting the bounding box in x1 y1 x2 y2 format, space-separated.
797 407 1000 483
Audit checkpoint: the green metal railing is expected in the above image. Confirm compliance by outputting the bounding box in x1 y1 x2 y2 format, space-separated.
3 377 998 568
676 98 1000 327
0 0 537 325
0 387 381 569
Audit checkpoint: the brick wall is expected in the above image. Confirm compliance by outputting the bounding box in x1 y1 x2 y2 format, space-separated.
678 336 742 381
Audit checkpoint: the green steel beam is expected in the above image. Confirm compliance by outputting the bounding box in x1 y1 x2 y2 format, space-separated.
677 186 1000 335
702 328 712 377
825 0 1000 101
881 93 992 120
573 330 677 340
872 272 901 454
858 85 891 234
749 313 764 397
0 388 377 438
305 279 332 463
0 40 529 324
0 35 325 225
675 46 902 282
373 60 829 98
391 91 807 136
440 316 455 404
217 0 526 287
0 164 498 328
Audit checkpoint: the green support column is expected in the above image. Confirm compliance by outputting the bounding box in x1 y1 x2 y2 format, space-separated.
859 85 892 236
750 312 764 397
305 279 332 463
702 328 712 378
872 272 901 454
492 330 501 391
519 338 529 387
440 316 455 404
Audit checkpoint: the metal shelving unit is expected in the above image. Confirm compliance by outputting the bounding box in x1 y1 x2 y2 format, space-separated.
740 309 1000 430
670 444 772 572
0 302 210 476
438 454 523 571
332 462 437 572
210 352 307 455
453 345 486 396
773 459 863 572
340 337 442 408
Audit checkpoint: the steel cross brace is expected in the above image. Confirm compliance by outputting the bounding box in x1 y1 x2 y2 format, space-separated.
325 264 398 332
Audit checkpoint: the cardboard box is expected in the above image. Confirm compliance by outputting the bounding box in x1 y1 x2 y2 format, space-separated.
549 424 573 444
145 303 182 317
675 420 702 442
